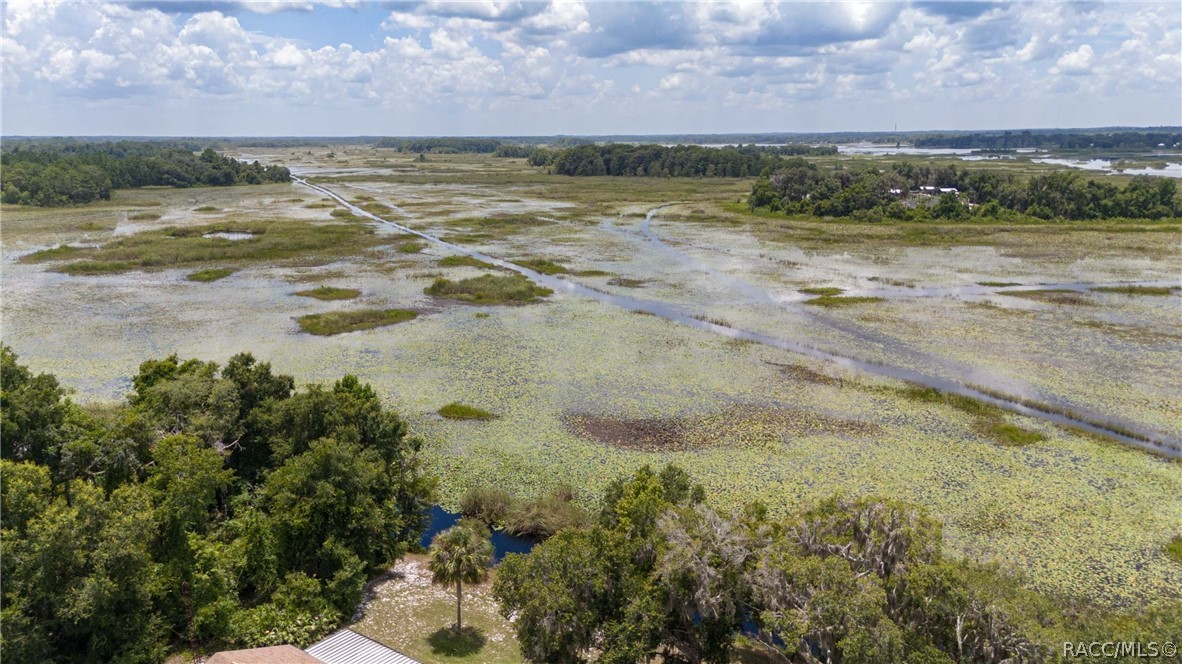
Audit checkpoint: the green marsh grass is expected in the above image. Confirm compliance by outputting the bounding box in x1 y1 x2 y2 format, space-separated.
999 289 1093 306
1167 536 1182 566
186 268 234 282
193 205 219 212
515 257 568 275
293 286 361 301
1090 285 1174 296
296 308 418 336
128 211 162 221
438 255 497 269
424 274 552 304
438 402 497 420
805 295 885 307
799 286 844 296
396 241 426 253
23 220 386 275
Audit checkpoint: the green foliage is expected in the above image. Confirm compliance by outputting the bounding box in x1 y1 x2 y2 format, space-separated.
0 348 435 658
1 142 290 207
438 402 496 420
425 274 553 304
293 285 361 300
296 308 418 336
187 267 235 282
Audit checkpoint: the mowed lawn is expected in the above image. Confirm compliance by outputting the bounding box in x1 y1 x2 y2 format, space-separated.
350 554 522 664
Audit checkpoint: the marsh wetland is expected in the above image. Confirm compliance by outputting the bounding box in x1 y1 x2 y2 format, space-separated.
3 147 1180 612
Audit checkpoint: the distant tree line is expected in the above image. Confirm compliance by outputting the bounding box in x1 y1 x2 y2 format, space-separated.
495 464 1180 663
1 142 290 207
913 131 1181 150
532 144 795 177
749 159 1181 221
375 137 504 153
1 346 435 661
493 144 535 158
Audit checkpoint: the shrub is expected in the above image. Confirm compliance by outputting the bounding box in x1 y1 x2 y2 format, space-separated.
438 402 496 420
460 487 513 527
424 274 552 304
503 492 590 540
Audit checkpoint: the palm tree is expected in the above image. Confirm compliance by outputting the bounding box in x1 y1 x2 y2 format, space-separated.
427 521 494 632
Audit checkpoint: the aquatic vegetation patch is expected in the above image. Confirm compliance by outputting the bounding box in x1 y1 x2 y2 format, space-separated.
186 268 234 282
608 277 649 288
514 257 568 275
293 286 361 301
976 420 1047 447
304 201 336 209
330 208 361 221
396 240 426 253
23 220 386 275
1167 536 1182 566
804 295 886 307
565 406 880 452
438 255 497 269
1090 285 1175 296
690 314 733 328
128 211 161 221
565 413 690 450
424 274 553 305
21 244 88 262
799 286 844 296
999 289 1094 306
764 360 839 385
978 281 1022 287
439 402 497 420
193 205 219 212
573 269 614 277
296 308 418 336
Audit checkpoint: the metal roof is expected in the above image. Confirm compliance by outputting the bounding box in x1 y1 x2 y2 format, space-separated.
305 629 421 664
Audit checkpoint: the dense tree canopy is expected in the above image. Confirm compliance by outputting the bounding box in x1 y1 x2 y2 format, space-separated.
749 160 1181 221
495 464 1182 664
0 346 435 660
912 130 1181 150
375 137 503 153
536 144 793 178
0 142 290 207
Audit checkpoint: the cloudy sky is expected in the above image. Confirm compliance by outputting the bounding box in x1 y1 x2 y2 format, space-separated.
2 0 1179 136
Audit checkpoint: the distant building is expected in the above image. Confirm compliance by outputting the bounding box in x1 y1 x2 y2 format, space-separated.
939 187 958 194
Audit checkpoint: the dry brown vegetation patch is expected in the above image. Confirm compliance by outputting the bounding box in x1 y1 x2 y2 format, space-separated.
565 405 880 451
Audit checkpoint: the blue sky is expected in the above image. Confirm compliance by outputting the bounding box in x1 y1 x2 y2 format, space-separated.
2 1 1179 136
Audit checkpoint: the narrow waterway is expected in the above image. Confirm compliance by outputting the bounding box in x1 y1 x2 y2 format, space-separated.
295 177 1180 457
